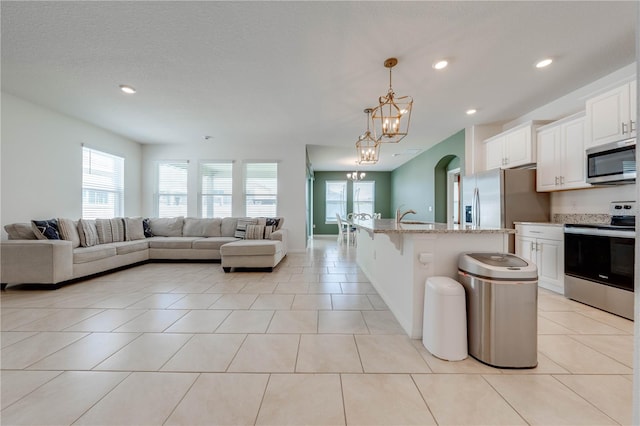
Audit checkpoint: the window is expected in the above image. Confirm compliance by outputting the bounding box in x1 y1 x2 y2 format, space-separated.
325 181 347 223
353 181 375 217
157 161 188 217
82 147 124 219
245 163 277 217
200 162 232 218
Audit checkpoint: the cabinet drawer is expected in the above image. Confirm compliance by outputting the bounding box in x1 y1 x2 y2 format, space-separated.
516 224 563 240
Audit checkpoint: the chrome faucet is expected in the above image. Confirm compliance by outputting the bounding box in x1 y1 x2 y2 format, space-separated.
396 207 417 223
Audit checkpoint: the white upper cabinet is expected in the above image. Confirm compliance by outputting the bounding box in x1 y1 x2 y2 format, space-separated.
484 121 547 170
585 80 637 149
536 113 590 192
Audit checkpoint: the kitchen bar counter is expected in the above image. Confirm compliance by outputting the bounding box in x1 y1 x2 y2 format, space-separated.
351 218 515 234
353 220 511 339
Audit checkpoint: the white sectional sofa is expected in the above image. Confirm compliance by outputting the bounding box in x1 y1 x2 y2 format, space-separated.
1 216 287 289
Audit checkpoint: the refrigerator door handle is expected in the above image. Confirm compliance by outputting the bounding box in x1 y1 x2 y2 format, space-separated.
473 187 480 227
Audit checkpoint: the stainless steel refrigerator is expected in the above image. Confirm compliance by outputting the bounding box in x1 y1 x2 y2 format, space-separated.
462 168 550 251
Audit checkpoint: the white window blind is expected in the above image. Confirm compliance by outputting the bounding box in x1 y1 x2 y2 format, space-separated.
200 162 232 218
325 181 347 222
353 181 375 217
245 163 278 217
82 147 124 219
157 161 188 217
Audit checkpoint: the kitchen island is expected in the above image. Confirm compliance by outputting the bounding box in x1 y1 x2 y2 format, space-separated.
351 219 513 339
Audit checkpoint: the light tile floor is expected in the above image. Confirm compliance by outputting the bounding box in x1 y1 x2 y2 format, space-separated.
0 236 634 425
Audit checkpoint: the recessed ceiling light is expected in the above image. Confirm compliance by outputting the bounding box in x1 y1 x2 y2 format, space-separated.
433 60 448 70
466 109 477 115
535 58 553 69
119 84 136 94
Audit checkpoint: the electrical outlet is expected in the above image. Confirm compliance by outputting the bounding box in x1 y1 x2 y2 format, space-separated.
313 224 316 228
428 206 433 212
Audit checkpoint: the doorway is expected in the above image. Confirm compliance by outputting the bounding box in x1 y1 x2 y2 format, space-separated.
447 168 461 227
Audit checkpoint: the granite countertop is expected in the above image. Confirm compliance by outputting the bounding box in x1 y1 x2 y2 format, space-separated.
350 218 515 234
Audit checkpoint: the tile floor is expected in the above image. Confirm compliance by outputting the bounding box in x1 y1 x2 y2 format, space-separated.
0 236 635 425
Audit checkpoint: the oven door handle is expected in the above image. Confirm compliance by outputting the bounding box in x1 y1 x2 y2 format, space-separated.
564 227 636 238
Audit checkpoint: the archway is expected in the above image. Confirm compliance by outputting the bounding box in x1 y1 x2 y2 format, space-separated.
434 155 460 223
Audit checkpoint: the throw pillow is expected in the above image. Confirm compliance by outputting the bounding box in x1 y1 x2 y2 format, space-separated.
124 217 146 241
95 219 113 244
31 219 61 240
110 218 126 242
234 218 258 239
264 225 274 239
57 218 81 248
4 223 37 240
245 224 265 240
266 217 281 230
143 218 154 237
78 219 99 247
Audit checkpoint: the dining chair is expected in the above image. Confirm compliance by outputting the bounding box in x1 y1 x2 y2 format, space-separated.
336 213 356 245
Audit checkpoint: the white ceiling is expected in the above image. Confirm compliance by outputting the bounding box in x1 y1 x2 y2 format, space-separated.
1 1 636 171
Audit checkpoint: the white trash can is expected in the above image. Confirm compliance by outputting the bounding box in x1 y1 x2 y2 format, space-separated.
422 276 468 361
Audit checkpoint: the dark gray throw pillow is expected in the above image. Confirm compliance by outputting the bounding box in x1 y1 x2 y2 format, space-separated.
31 218 61 240
143 218 154 237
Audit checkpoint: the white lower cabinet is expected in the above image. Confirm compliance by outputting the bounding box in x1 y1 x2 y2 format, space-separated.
515 224 564 294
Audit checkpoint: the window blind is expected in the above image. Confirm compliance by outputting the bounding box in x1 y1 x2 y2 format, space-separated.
200 162 232 218
157 161 188 217
82 147 124 219
245 162 277 217
325 181 347 222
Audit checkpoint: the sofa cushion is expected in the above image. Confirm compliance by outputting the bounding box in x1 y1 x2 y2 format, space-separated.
78 219 99 247
31 219 61 240
183 218 222 237
111 218 126 242
95 219 113 244
147 236 200 249
191 237 240 250
58 218 81 248
73 244 117 264
124 217 146 241
114 240 149 255
150 217 184 237
234 218 258 239
4 223 37 240
220 240 280 256
221 217 238 237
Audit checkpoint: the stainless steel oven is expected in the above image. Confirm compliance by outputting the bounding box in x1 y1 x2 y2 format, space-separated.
564 201 635 320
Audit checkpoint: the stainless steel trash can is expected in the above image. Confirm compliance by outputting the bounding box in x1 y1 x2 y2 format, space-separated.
458 252 538 368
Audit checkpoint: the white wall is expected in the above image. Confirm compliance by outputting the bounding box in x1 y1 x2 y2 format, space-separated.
1 93 143 235
551 184 636 214
141 142 307 252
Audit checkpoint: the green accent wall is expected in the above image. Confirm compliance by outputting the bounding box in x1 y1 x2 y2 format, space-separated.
391 129 465 223
313 171 392 235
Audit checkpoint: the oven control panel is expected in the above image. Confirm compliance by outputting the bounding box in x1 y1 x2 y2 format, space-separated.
610 201 636 216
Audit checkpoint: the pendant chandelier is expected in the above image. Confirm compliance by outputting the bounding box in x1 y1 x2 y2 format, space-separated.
371 57 413 144
356 108 380 165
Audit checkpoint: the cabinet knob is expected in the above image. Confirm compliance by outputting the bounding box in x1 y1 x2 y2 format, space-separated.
622 122 628 134
555 176 559 185
630 120 636 133
560 176 565 184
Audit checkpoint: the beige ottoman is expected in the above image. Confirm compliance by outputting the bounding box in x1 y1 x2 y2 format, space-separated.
220 240 285 272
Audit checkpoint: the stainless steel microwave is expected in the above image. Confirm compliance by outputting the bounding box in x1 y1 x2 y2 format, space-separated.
586 138 636 184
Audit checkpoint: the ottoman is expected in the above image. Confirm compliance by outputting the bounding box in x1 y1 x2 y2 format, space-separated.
220 240 285 272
